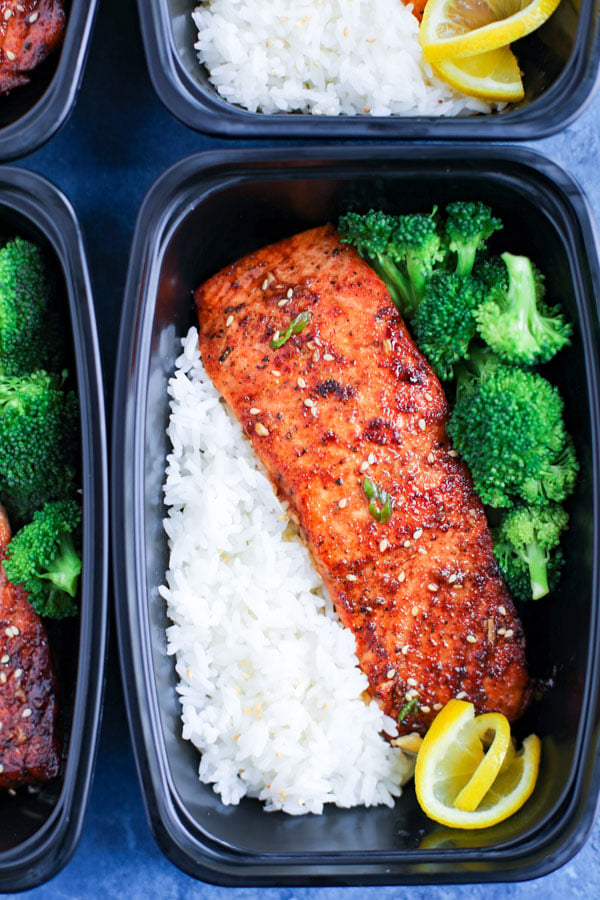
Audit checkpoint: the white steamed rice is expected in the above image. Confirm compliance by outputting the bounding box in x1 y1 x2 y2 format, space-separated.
192 0 496 117
160 327 415 815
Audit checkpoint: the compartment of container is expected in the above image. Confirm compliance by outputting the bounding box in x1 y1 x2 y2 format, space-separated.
0 0 98 162
0 165 107 892
137 0 600 139
113 146 600 884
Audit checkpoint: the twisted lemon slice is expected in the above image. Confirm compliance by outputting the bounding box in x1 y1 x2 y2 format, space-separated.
420 0 562 62
415 699 541 829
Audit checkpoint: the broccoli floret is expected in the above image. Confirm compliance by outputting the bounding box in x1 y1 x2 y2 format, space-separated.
3 500 82 618
0 238 62 377
473 255 509 292
388 211 445 310
447 362 578 508
475 252 572 365
412 272 485 380
502 547 565 604
0 370 78 523
338 208 444 318
338 210 409 310
493 504 568 601
519 439 579 507
445 202 503 276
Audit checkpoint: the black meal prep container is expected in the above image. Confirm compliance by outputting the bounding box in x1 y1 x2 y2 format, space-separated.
0 167 108 892
0 0 98 162
113 146 600 885
137 0 600 139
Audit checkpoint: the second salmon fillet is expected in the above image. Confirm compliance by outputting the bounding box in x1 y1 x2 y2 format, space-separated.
195 224 530 734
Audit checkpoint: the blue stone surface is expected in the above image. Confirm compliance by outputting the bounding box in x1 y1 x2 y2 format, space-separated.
5 0 600 896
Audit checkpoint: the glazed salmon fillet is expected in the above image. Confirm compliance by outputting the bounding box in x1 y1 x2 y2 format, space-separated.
195 225 530 734
0 507 61 788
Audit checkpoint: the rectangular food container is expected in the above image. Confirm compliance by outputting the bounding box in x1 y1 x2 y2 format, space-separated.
137 0 600 139
0 166 108 892
0 0 98 162
113 146 600 885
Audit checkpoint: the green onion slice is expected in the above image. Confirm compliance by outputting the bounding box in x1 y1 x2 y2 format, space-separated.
270 310 312 349
398 697 419 723
363 476 393 524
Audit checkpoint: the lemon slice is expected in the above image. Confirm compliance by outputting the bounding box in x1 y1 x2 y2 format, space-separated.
453 711 511 810
432 46 524 102
420 0 562 62
419 736 558 847
415 699 541 829
415 700 509 817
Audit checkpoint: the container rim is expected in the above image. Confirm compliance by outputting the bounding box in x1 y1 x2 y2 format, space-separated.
0 0 99 162
137 0 600 140
0 165 109 892
113 145 600 885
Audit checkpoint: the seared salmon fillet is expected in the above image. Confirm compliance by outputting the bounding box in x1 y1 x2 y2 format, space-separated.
195 225 530 734
0 0 65 95
0 506 61 788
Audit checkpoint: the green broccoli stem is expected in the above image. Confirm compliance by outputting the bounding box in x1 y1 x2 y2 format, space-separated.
39 533 82 598
526 541 550 600
455 246 477 277
371 254 416 317
405 253 427 300
453 362 472 401
502 253 537 332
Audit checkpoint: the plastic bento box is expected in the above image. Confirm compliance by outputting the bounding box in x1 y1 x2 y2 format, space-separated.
0 0 98 162
0 166 108 892
113 145 600 885
136 0 600 139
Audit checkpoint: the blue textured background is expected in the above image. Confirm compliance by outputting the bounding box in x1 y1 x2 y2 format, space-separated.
6 0 600 896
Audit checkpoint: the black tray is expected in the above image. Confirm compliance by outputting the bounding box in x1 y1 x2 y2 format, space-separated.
113 145 600 885
0 166 108 892
137 0 600 139
0 0 98 162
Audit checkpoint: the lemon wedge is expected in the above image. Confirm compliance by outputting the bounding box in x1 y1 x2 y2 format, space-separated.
415 699 541 829
431 46 524 101
420 0 562 62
